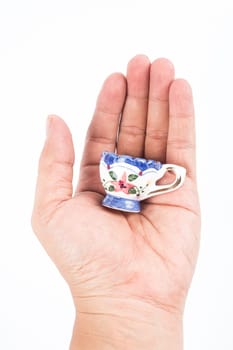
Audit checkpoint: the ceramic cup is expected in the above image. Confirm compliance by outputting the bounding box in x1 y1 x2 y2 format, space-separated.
99 151 186 213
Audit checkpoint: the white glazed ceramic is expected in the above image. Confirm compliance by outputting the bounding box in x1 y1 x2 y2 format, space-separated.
100 151 186 213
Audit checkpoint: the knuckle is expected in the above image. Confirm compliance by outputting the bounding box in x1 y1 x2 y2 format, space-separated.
87 134 115 146
167 138 195 150
120 124 145 137
170 112 193 119
146 129 168 142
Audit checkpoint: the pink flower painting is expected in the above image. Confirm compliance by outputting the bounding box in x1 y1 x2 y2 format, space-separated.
111 172 135 194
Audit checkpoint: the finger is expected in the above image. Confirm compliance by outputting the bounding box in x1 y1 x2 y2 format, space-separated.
145 58 175 162
166 79 196 179
32 115 75 230
77 73 126 193
117 55 150 157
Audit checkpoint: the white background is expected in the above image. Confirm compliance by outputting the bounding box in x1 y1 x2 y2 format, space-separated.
0 0 232 349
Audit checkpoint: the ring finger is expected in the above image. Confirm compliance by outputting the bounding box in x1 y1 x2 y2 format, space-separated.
117 55 150 157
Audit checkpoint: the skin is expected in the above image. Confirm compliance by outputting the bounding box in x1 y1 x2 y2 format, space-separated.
32 55 201 349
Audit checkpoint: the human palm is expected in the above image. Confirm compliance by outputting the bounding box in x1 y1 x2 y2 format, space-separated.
32 56 200 317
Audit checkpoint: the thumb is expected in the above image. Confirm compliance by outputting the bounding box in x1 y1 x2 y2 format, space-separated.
32 115 74 230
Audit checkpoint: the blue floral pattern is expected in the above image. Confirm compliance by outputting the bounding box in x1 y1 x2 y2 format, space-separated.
101 151 162 171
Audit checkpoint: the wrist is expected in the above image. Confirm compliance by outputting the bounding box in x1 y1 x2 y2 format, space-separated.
70 297 183 350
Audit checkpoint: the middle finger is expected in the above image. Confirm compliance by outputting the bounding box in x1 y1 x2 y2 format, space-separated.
117 55 150 157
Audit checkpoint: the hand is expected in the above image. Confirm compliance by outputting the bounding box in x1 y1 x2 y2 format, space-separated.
32 55 201 350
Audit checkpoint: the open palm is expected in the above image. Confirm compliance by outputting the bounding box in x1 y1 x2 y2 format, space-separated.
32 56 201 319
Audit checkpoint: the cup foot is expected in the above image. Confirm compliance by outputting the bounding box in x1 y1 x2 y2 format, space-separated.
102 194 140 213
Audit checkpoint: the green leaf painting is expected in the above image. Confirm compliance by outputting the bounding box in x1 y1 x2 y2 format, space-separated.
108 185 115 191
128 187 137 194
128 174 138 182
109 171 117 180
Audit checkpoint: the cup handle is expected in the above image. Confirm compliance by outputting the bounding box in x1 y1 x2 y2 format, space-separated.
147 164 186 198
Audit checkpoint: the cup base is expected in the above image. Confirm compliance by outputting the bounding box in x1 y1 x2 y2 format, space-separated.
102 194 140 213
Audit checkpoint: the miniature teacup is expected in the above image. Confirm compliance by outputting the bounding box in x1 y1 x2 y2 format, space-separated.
99 151 186 213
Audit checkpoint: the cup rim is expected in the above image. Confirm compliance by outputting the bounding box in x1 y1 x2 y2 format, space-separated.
101 151 162 171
